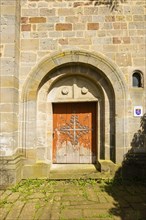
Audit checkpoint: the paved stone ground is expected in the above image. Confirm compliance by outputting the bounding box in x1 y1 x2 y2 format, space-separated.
0 179 146 220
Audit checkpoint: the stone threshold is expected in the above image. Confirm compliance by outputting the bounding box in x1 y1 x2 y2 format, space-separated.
49 163 103 180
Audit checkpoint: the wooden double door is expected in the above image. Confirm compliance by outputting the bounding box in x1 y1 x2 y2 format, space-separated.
53 102 97 164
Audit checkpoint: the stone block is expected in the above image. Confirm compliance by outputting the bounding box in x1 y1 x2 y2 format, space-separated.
0 88 18 103
49 31 62 38
97 160 119 175
65 16 79 23
1 25 15 43
0 104 18 113
131 36 145 44
25 149 37 160
59 38 68 45
132 5 144 14
0 113 18 132
69 38 91 45
103 45 118 52
113 37 121 44
36 147 47 160
40 8 55 16
1 6 16 15
84 7 98 15
87 23 99 30
105 15 115 22
22 162 50 179
21 9 38 17
21 17 28 24
30 32 48 38
29 17 46 23
21 52 37 62
4 44 15 57
0 76 19 88
93 37 112 44
133 58 145 66
115 15 125 21
80 15 92 23
40 39 57 50
84 30 94 38
21 24 31 31
116 53 132 66
56 23 72 31
93 15 104 22
21 31 30 39
113 37 130 44
38 1 48 8
58 8 75 16
102 22 113 29
113 22 127 29
62 31 75 37
21 39 39 51
129 22 145 29
116 147 126 163
47 16 60 23
133 15 144 21
0 153 24 189
37 23 54 31
0 133 18 156
0 0 16 5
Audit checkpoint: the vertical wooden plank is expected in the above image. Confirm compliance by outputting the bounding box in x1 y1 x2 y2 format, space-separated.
52 104 57 163
66 103 80 163
92 102 97 163
57 103 67 163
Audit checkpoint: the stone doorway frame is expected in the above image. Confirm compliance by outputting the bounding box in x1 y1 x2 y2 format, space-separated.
21 50 128 164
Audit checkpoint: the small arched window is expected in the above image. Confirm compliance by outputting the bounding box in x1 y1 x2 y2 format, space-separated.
132 71 143 88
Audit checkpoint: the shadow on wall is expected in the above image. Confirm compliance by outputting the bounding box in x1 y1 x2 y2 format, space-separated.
121 113 146 180
90 0 127 11
100 114 146 219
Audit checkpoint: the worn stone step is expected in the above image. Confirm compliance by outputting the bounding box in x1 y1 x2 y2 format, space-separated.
49 164 109 180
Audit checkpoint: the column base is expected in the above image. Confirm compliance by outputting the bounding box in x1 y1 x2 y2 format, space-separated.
0 152 24 189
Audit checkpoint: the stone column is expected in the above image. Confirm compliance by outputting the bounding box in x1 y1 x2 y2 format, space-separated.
0 0 23 187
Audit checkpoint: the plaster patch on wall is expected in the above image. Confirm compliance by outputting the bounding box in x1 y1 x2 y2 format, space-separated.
0 136 15 156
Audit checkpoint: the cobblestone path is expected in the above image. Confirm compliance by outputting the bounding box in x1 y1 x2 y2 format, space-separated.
0 179 146 220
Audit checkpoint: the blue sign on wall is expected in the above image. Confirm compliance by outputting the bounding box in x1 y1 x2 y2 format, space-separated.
134 106 143 117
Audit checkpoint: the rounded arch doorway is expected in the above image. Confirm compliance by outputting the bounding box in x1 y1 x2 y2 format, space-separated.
37 64 115 165
21 50 128 171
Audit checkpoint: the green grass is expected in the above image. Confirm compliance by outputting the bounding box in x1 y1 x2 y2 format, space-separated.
0 198 8 208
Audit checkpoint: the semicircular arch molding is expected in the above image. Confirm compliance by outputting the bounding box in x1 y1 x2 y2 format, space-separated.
21 50 128 102
21 50 128 163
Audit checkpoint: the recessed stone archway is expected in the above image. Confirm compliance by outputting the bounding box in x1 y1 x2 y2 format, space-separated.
21 50 128 165
37 71 105 164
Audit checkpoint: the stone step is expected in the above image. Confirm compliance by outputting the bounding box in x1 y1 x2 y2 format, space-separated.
49 164 102 179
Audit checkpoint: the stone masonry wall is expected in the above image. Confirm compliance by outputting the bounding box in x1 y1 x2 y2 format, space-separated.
20 0 145 87
0 0 146 155
0 0 20 156
19 0 146 146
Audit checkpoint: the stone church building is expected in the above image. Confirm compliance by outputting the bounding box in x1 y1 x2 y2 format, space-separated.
0 0 146 187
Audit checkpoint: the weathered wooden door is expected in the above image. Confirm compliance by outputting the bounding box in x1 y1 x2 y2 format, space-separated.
53 102 97 163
